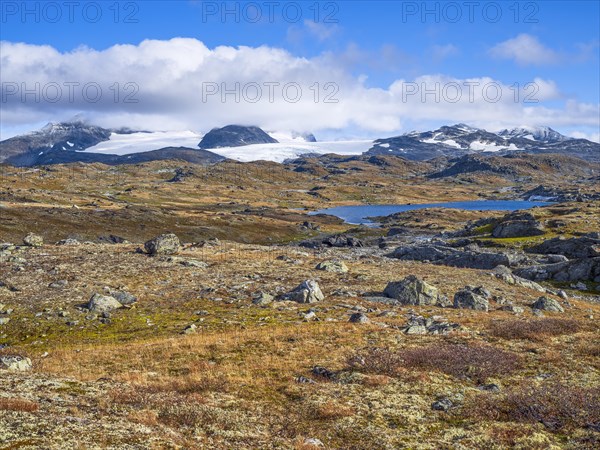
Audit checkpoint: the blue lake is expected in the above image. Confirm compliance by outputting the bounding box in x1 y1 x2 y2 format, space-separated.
310 200 551 225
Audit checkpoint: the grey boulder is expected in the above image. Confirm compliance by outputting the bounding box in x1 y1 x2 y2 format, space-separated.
383 275 443 306
144 233 181 256
86 293 123 314
531 296 564 313
285 280 325 304
453 286 489 311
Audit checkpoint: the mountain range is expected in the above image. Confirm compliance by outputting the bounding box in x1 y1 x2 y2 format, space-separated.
0 121 598 167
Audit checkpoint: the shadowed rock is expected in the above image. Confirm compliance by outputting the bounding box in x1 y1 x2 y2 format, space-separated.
453 286 489 311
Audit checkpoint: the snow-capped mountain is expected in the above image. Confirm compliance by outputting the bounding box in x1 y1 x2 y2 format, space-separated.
0 120 112 165
367 124 599 161
497 126 571 143
1 121 598 166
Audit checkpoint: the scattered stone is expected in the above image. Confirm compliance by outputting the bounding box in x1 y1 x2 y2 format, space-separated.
383 275 444 306
0 355 32 371
301 221 321 231
499 305 525 314
453 286 489 311
56 238 81 246
49 280 68 289
431 397 453 411
323 234 363 248
303 438 325 448
402 313 460 335
315 260 349 273
303 311 318 321
23 233 43 247
491 266 546 292
311 366 335 380
284 280 324 304
405 324 427 334
349 312 369 323
531 296 564 313
183 324 197 334
295 376 316 384
253 292 274 306
571 281 588 291
86 293 123 314
109 290 138 306
167 257 208 268
478 383 501 393
144 233 181 256
0 281 18 292
0 318 10 325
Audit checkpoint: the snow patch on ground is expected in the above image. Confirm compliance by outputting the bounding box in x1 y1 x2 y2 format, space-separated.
469 140 505 152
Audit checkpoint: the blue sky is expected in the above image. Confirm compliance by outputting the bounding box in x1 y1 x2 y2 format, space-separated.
1 1 599 139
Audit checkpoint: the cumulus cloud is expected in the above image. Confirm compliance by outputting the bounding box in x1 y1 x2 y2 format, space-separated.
489 34 560 65
0 38 598 139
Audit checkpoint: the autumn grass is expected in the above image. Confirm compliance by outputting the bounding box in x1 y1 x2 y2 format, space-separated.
0 397 39 412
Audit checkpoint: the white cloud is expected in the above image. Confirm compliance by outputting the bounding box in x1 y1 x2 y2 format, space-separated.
0 38 598 139
431 44 459 61
569 130 600 143
489 34 560 65
303 20 339 41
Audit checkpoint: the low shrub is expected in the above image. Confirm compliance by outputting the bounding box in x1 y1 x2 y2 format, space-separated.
463 382 600 432
490 318 579 341
349 344 521 383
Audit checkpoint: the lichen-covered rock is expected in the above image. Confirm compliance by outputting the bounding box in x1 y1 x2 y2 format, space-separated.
86 293 123 314
315 260 349 273
0 355 32 371
144 233 181 256
492 212 544 238
285 280 324 303
531 296 564 313
23 233 43 247
383 275 443 306
253 292 274 306
349 312 369 323
453 286 489 311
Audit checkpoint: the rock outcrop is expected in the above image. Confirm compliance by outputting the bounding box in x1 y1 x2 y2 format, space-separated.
491 212 545 238
526 236 600 259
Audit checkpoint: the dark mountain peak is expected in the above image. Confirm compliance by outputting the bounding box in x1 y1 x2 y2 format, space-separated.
198 125 278 149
